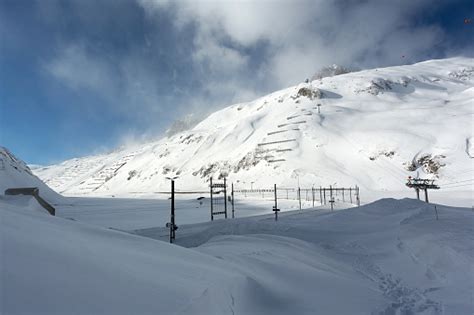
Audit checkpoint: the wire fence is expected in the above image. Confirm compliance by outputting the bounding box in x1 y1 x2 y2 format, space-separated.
133 182 361 243
233 186 360 207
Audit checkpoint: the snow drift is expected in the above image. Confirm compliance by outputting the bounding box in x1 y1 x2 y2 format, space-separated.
2 196 472 314
0 146 61 203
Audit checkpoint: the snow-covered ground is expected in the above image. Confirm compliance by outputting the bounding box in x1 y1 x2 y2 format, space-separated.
2 132 473 314
2 58 473 314
32 57 474 207
2 195 473 314
0 146 62 203
53 195 325 230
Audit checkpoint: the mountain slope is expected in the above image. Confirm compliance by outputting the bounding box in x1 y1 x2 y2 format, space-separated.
33 58 474 201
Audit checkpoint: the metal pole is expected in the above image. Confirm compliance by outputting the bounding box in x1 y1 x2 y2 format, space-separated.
170 179 175 243
210 177 214 221
312 186 315 208
330 185 333 211
342 188 345 202
356 186 360 206
320 186 323 205
298 187 302 210
416 188 420 200
323 188 326 205
350 187 353 204
231 183 235 218
274 184 278 221
424 188 429 203
224 177 228 219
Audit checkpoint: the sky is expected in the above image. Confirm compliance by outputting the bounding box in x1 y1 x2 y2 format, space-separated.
0 0 473 165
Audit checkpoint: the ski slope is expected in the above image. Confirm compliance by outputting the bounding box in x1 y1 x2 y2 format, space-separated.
32 57 474 206
2 196 472 314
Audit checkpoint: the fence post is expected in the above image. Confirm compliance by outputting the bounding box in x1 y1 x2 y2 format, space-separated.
320 186 323 205
323 188 326 205
312 186 315 208
231 182 235 219
210 178 214 221
342 188 345 203
350 187 353 204
356 185 360 206
330 185 333 205
224 177 228 219
298 187 302 210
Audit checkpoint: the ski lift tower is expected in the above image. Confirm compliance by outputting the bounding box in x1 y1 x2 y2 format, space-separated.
406 177 439 203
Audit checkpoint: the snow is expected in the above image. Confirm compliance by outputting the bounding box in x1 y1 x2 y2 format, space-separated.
2 195 473 314
2 57 473 314
0 146 62 203
32 58 473 207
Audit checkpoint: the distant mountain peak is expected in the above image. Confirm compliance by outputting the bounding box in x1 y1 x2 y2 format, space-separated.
311 64 352 81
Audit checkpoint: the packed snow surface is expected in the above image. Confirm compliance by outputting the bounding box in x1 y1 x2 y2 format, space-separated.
2 196 473 314
32 58 474 206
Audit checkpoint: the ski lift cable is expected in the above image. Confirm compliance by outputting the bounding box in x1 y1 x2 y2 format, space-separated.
439 183 473 189
440 179 474 186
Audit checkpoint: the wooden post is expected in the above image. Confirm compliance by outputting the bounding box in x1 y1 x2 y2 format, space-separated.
342 188 345 202
312 187 315 208
424 188 429 203
349 187 353 204
323 188 326 205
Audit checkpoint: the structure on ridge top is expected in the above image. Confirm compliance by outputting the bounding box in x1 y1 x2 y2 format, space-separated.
406 177 439 203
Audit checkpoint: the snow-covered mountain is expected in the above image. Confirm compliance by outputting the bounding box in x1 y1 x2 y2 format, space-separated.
0 146 61 203
33 58 474 201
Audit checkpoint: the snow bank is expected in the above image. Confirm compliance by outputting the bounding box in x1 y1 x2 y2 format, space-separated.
136 198 474 314
0 146 61 203
2 197 389 315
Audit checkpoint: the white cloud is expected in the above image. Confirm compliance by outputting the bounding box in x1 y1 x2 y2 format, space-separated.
46 44 116 94
42 0 450 142
139 0 446 89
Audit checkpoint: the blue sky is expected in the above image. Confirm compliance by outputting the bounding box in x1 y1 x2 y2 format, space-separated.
0 0 472 165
